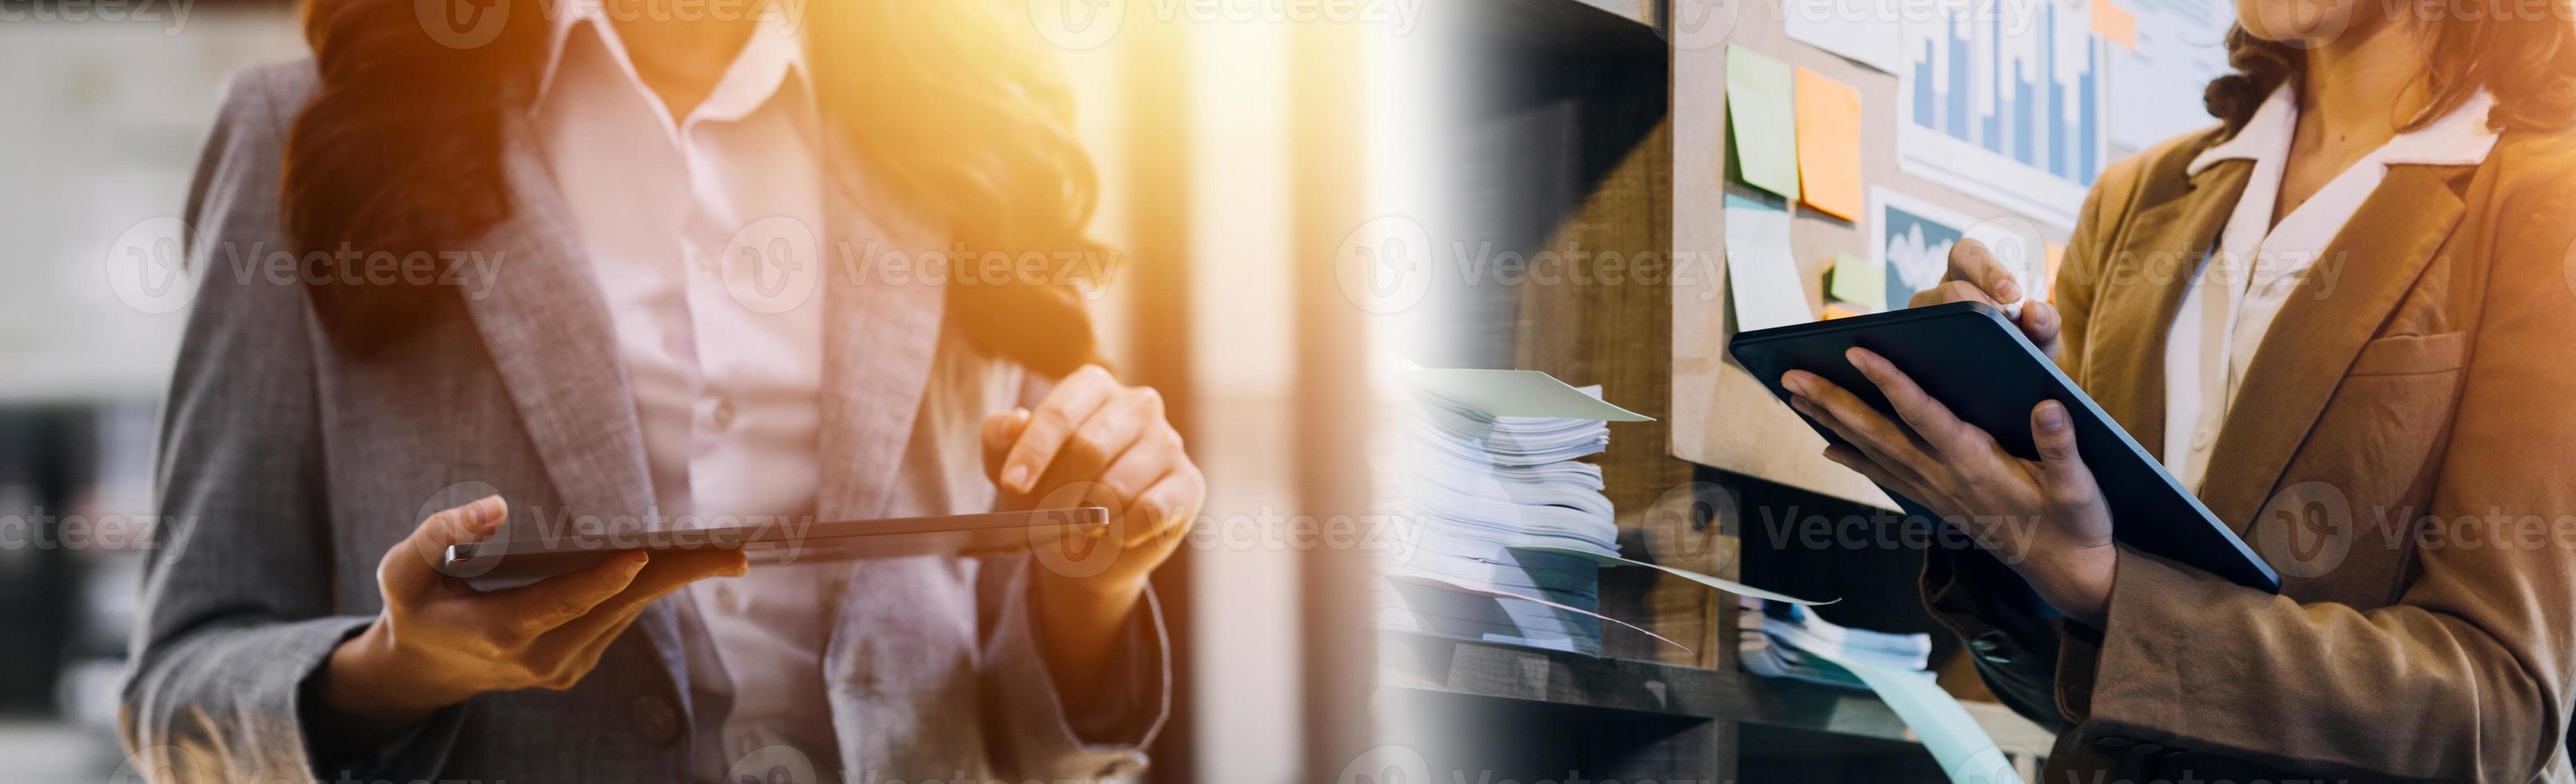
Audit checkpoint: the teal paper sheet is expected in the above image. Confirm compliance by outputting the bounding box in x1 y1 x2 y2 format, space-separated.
1809 654 2026 784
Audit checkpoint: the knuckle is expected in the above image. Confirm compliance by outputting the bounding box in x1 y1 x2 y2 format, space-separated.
486 626 533 654
1071 426 1118 464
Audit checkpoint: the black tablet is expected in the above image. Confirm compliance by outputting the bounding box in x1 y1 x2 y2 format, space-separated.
1729 302 2280 593
439 507 1112 587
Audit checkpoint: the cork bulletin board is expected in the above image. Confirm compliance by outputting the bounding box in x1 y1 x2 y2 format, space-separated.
1669 0 2147 506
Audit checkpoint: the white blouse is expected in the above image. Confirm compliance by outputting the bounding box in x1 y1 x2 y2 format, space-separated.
530 7 837 780
2160 85 2496 493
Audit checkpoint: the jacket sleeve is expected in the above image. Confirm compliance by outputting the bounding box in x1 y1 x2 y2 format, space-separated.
2038 170 2576 781
971 370 1171 782
977 555 1171 782
118 65 464 782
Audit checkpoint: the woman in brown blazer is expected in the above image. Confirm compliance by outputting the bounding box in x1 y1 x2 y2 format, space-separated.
1786 2 2576 781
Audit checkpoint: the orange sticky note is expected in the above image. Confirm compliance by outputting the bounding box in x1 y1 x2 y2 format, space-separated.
1794 68 1863 222
2091 0 2137 50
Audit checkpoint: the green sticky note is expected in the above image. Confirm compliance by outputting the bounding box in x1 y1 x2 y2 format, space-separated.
1726 46 1800 201
1830 251 1886 310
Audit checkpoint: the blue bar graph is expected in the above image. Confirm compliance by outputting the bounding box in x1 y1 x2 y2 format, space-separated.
1907 2 2102 186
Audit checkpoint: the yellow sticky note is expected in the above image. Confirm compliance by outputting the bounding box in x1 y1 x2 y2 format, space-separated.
1829 251 1886 311
1794 68 1864 222
2091 0 2137 50
1727 46 1800 201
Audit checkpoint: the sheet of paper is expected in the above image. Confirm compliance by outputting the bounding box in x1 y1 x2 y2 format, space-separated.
1784 0 1903 73
1510 545 1836 606
1894 0 2106 230
1810 653 2027 784
1386 573 1690 652
1868 187 2051 314
1794 68 1865 222
1829 251 1886 310
1723 194 1815 331
1398 367 1652 421
1726 46 1800 201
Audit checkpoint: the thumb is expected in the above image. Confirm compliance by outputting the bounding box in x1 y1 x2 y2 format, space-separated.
386 494 508 596
2029 402 2094 505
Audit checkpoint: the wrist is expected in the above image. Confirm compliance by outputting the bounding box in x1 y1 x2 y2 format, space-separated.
318 619 458 742
2030 543 2117 628
1033 569 1146 625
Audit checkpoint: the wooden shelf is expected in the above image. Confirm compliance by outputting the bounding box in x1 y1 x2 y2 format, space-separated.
1381 632 2055 752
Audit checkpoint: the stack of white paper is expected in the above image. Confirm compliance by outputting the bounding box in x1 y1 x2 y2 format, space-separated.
1737 595 1935 689
1373 369 1644 655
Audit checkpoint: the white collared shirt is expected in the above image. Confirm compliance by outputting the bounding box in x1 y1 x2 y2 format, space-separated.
2161 86 2497 493
530 7 835 780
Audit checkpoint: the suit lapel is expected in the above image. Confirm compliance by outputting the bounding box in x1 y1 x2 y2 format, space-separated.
2082 159 2251 459
461 118 692 707
2194 164 2472 530
810 144 947 523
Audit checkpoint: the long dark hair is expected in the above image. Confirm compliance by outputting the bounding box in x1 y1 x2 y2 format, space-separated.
2203 2 2576 137
283 0 1101 376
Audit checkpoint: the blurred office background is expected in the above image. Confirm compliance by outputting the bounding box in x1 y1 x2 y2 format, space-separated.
0 2 1399 780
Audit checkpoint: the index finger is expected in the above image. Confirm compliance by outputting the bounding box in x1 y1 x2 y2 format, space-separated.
999 366 1118 495
1942 238 2022 304
1843 347 1985 458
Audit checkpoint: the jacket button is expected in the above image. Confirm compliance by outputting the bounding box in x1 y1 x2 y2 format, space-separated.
631 694 681 746
2096 734 2133 748
2130 742 2165 754
1968 631 2014 664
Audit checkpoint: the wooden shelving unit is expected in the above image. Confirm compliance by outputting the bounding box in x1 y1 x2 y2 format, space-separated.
1378 1 2056 781
1383 632 2055 750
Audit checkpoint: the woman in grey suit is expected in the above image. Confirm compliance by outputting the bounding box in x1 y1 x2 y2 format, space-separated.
120 2 1202 782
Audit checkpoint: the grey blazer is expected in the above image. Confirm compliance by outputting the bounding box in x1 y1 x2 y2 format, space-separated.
120 62 1167 783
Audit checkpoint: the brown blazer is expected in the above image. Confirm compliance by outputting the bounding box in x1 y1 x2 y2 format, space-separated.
1922 126 2576 782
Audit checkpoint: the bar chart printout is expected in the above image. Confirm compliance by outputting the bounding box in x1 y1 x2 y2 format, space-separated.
1897 0 2106 230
